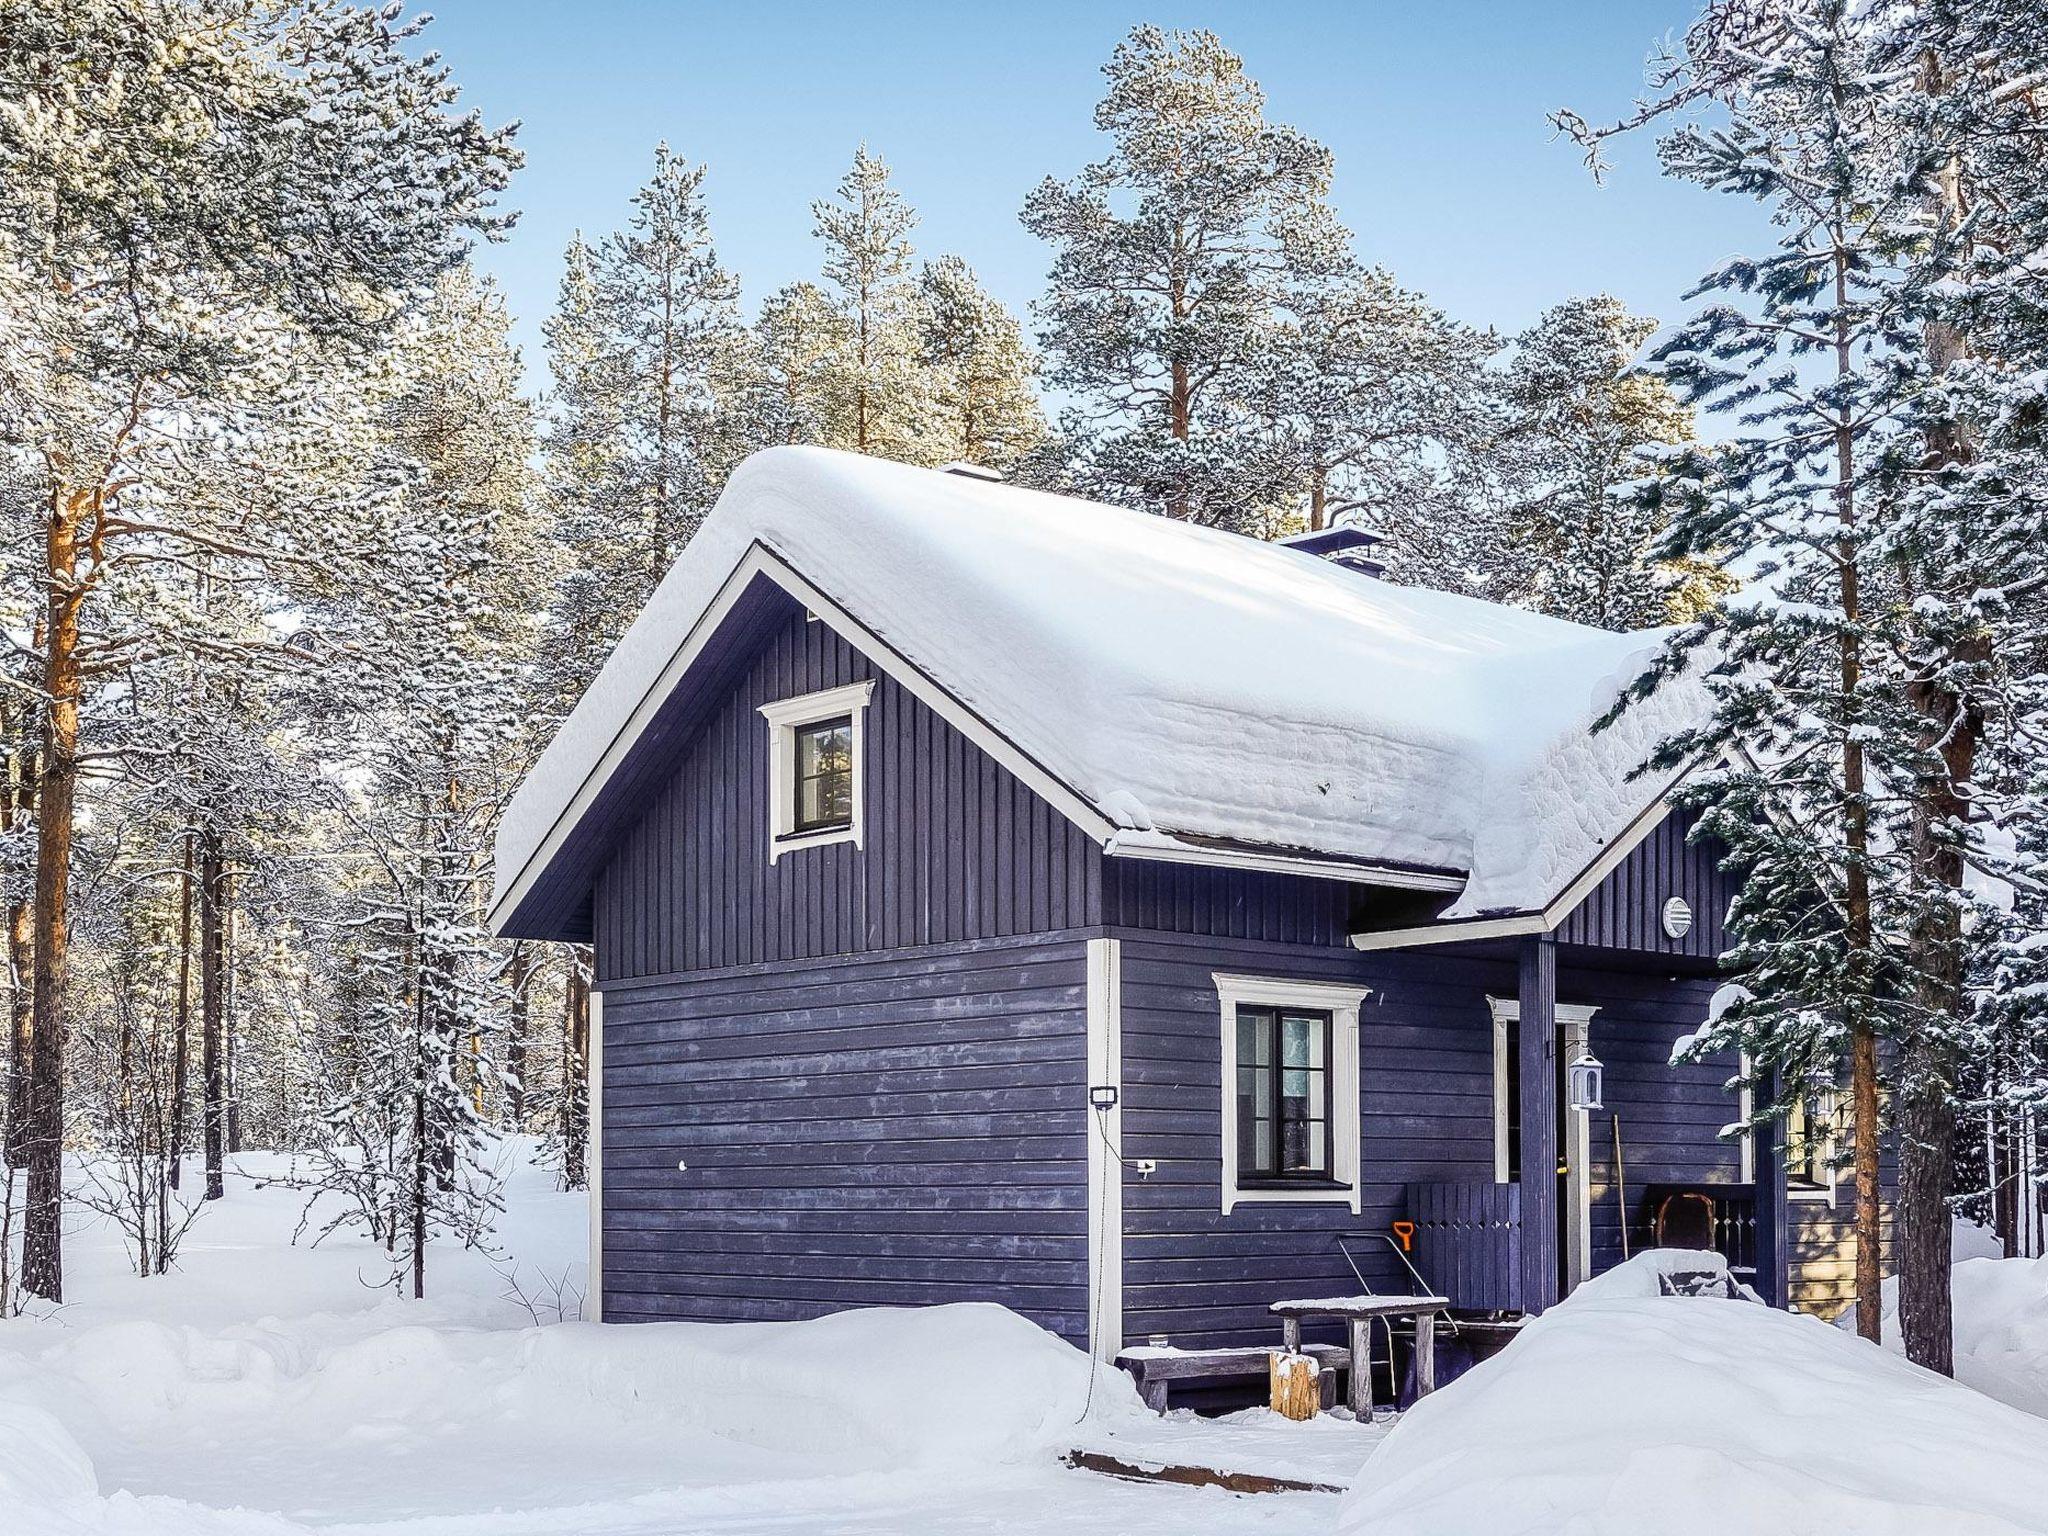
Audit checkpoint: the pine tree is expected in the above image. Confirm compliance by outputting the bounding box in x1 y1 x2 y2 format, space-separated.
917 256 1047 471
0 0 517 1300
307 268 540 1296
1262 259 1492 546
541 147 747 713
1480 296 1703 630
1563 0 1935 1343
1023 25 1346 527
809 147 943 462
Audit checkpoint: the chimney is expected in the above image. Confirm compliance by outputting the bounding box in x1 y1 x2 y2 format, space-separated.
1275 523 1387 579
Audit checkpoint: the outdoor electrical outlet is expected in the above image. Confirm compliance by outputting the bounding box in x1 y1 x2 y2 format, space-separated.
1134 1159 1157 1179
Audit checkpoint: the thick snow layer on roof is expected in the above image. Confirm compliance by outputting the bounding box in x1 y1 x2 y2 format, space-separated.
497 447 1700 919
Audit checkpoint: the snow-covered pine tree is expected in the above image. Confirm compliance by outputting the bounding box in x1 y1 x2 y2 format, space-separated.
917 255 1047 471
540 147 748 711
809 146 944 463
1858 0 2048 1366
1562 0 1939 1342
1479 296 1705 630
1261 256 1492 550
0 0 517 1302
1023 25 1344 528
306 267 541 1296
752 282 846 450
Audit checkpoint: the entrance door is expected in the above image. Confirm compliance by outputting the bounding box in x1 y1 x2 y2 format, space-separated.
1493 1003 1596 1296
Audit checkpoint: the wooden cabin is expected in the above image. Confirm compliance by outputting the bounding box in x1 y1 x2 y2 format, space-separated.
492 446 1872 1354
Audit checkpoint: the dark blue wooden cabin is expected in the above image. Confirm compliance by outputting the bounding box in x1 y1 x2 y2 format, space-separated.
494 448 1861 1355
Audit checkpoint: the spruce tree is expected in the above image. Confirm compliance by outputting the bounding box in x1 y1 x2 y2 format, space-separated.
918 256 1047 471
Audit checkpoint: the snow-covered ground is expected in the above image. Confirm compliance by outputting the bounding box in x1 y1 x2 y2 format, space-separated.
0 1144 1345 1536
1339 1251 2048 1536
11 1162 2048 1535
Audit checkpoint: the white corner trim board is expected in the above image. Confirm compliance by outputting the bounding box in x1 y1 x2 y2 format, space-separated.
1085 937 1124 1364
1213 973 1368 1216
587 986 604 1323
759 679 875 862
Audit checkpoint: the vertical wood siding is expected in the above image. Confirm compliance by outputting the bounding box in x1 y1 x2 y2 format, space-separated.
1558 806 1736 960
593 607 1102 983
598 932 1094 1339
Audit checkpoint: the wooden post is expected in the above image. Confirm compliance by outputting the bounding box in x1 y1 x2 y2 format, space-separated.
1518 934 1559 1314
1270 1352 1320 1422
1756 1065 1791 1309
1347 1317 1373 1420
1414 1312 1437 1396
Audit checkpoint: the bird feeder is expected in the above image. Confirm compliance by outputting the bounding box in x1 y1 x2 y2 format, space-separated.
1567 1050 1604 1112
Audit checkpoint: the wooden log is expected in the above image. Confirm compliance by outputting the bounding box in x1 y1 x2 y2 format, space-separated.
1270 1350 1320 1421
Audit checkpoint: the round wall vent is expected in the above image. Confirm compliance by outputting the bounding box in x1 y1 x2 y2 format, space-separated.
1661 896 1694 940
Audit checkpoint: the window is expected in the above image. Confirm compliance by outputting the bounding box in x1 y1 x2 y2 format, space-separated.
1235 1006 1334 1182
1787 1092 1842 1199
792 715 853 832
759 680 874 861
1213 974 1367 1214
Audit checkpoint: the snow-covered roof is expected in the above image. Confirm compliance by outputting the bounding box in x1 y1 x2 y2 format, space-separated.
493 447 1701 931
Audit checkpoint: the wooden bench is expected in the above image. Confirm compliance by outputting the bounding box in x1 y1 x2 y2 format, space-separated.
1115 1343 1351 1413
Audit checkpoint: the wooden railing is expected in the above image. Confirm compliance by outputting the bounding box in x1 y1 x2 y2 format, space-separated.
1405 1180 1522 1313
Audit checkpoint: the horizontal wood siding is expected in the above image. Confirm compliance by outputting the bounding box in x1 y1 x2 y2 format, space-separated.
1788 1198 1895 1319
1117 931 1501 1349
599 933 1093 1338
1115 935 1739 1348
1563 964 1743 1274
594 605 1102 982
1558 807 1736 961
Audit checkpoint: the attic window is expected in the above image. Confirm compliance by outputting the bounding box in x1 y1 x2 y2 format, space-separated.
760 681 873 862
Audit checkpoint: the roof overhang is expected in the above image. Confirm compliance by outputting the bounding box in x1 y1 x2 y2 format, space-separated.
1348 762 1696 952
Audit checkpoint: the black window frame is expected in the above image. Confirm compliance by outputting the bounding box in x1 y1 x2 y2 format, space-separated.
1234 1004 1342 1187
789 713 855 836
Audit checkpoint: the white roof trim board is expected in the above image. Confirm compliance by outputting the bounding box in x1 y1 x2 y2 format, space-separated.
493 447 1706 932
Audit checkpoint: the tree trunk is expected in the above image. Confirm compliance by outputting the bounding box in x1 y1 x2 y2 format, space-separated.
199 825 226 1201
1831 230 1883 1345
506 943 531 1127
224 875 240 1156
168 829 194 1191
5 896 30 1169
561 950 591 1191
23 487 90 1302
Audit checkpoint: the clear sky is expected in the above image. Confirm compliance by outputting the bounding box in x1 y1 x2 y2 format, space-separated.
422 2 1764 387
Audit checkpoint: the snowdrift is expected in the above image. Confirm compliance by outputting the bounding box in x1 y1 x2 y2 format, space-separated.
1858 1251 2048 1420
1339 1252 2048 1536
1 1300 1143 1534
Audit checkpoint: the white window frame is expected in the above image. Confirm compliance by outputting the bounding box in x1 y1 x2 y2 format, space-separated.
1214 973 1367 1215
1488 997 1600 1290
759 680 874 863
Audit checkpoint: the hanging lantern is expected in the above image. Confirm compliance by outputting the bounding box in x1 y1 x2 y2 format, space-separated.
1567 1050 1604 1112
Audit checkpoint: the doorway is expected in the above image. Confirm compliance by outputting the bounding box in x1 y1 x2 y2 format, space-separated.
1491 1001 1598 1295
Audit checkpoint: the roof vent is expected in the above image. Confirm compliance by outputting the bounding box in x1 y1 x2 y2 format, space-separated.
939 461 1006 483
1275 523 1387 579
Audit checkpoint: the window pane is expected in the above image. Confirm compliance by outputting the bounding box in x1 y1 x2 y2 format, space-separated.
793 717 854 831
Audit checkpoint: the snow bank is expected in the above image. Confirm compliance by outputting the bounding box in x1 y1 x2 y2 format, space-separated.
1340 1253 2048 1535
1856 1250 2048 1420
497 447 1705 924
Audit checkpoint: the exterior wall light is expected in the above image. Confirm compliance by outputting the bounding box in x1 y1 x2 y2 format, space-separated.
1567 1051 1604 1112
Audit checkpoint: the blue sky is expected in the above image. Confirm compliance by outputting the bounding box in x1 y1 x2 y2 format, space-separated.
424 2 1764 387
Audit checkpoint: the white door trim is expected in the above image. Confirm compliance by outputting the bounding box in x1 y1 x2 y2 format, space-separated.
1487 997 1599 1290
